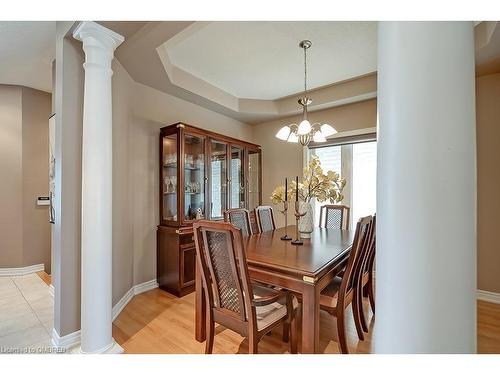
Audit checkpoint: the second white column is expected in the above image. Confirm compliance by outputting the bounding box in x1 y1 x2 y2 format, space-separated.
376 21 477 353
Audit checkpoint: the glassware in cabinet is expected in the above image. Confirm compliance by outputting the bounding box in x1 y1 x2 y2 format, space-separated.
209 140 227 220
247 148 261 211
162 133 178 222
183 133 206 221
230 145 245 209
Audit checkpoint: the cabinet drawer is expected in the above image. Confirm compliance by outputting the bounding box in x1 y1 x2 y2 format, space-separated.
180 233 195 246
180 242 195 251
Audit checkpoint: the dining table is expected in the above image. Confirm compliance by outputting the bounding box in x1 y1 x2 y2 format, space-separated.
194 225 355 353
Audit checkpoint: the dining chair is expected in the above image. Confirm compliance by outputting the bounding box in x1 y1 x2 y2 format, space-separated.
193 220 298 354
319 205 350 230
319 215 373 353
254 206 276 233
224 208 253 237
356 214 376 334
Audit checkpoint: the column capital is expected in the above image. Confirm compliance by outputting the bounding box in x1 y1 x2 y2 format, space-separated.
73 21 124 53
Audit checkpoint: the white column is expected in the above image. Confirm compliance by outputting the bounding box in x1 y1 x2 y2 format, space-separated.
73 21 124 354
376 22 477 353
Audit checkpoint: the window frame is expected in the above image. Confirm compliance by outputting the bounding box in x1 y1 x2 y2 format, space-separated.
307 129 377 228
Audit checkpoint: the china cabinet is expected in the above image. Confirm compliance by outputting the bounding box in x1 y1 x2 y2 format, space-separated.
157 122 262 296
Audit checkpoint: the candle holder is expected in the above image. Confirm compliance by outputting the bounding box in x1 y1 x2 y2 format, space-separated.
279 201 292 241
291 201 306 245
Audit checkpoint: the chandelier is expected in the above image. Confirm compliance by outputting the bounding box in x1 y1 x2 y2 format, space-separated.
275 40 337 146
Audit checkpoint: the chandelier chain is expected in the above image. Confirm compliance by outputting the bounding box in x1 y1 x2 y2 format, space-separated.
303 44 308 96
274 40 336 146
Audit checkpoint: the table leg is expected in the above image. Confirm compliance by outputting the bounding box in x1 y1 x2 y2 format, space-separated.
302 282 320 353
195 262 206 342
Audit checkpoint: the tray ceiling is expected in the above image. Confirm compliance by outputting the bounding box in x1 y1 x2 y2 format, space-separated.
162 21 378 100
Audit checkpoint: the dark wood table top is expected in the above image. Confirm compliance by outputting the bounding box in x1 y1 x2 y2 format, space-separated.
245 226 355 279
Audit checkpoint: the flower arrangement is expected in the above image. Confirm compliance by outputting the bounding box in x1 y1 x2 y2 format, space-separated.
270 155 346 204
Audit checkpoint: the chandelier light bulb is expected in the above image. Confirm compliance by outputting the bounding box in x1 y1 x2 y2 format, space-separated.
287 132 299 143
320 124 337 137
297 119 312 135
313 131 327 143
275 126 291 140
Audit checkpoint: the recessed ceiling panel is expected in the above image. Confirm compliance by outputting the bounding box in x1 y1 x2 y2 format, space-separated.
164 21 377 100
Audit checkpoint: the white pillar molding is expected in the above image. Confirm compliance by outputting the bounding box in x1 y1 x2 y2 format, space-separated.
376 22 476 353
73 21 124 354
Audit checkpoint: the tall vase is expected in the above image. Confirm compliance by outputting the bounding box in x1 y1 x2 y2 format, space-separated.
298 201 314 239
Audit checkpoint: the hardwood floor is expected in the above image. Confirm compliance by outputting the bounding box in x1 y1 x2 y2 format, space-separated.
114 288 499 354
114 288 371 354
478 300 500 353
32 272 500 353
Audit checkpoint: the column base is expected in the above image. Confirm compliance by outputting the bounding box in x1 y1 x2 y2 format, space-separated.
76 338 124 354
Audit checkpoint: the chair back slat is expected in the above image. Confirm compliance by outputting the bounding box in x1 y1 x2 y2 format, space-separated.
249 211 260 236
194 221 253 322
361 214 376 275
319 205 350 230
255 206 276 233
224 209 253 237
338 215 373 304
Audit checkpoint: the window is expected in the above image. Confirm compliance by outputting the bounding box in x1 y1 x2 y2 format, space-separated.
352 141 377 225
310 134 376 228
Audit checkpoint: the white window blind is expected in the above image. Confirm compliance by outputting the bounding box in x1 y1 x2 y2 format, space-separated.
310 135 377 228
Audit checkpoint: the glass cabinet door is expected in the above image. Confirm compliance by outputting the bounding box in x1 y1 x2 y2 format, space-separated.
248 148 261 210
210 140 227 220
230 145 245 209
183 133 205 221
162 133 178 222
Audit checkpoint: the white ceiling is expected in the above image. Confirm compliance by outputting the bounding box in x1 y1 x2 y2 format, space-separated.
164 21 378 100
0 21 55 92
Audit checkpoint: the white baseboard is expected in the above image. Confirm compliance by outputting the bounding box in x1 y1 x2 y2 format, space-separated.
477 289 500 304
112 287 135 321
50 279 157 351
0 263 44 277
112 279 159 321
133 279 159 295
51 328 81 350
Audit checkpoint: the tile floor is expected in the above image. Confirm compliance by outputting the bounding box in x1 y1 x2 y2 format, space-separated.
0 273 55 354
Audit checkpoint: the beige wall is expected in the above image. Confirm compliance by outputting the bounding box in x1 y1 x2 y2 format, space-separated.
21 87 52 272
476 72 500 294
111 60 134 304
0 85 51 271
111 60 255 303
253 99 377 227
0 85 23 267
52 21 84 337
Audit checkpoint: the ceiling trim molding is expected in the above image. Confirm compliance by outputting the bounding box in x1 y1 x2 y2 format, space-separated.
157 38 376 123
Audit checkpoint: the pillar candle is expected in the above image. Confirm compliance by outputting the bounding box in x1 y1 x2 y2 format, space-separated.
295 176 298 201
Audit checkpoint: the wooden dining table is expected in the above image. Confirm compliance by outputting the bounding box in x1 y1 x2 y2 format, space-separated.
194 225 355 353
